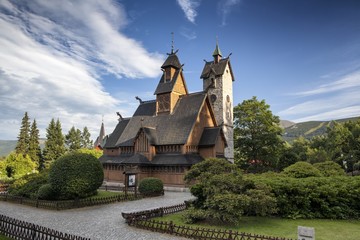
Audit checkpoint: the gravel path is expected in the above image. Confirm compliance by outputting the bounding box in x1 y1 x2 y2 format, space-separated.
0 191 193 240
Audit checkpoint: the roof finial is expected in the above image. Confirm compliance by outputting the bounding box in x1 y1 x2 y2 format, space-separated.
171 32 174 54
102 114 104 123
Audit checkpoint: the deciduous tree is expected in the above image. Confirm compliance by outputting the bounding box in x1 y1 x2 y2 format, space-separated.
234 96 284 172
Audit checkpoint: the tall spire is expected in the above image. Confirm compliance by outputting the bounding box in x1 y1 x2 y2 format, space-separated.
212 37 222 63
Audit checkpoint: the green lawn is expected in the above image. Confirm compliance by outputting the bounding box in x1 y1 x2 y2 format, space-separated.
156 213 360 240
91 190 124 198
0 235 12 240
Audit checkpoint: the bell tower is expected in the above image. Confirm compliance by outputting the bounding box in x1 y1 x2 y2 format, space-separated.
200 42 234 162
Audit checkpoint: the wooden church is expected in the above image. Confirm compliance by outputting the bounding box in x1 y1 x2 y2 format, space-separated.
99 43 234 188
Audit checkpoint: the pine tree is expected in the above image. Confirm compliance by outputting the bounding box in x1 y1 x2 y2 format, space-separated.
65 126 82 151
28 119 41 167
81 126 93 149
15 112 31 156
43 118 66 167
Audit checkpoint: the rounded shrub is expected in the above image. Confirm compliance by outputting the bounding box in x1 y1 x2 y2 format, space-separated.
49 152 104 200
282 161 322 178
313 161 345 177
37 184 57 200
8 170 49 199
138 177 164 196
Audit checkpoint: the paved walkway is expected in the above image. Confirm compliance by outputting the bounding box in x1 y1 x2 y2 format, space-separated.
0 191 194 240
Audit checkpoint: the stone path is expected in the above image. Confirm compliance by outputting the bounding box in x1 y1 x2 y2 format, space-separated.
0 191 193 240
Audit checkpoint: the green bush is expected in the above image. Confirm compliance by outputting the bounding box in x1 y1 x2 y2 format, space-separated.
184 158 277 224
37 184 57 200
138 177 164 196
49 152 104 200
8 170 49 199
313 161 346 176
283 161 322 178
247 174 360 219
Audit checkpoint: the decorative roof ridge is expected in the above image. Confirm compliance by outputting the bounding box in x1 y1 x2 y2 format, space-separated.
140 99 156 104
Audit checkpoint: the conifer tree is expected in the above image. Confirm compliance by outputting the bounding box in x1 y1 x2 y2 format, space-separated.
81 126 93 149
65 126 82 151
43 118 66 167
15 112 30 155
28 119 42 167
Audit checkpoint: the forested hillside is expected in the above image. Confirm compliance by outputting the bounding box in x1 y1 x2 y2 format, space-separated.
283 116 360 142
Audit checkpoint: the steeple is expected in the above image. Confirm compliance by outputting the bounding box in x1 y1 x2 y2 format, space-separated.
94 120 106 150
212 38 222 64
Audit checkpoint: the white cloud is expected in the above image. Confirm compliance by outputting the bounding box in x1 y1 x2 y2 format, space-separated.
177 0 200 24
218 0 241 26
294 71 360 96
292 106 360 123
180 27 197 40
278 71 360 122
0 0 164 140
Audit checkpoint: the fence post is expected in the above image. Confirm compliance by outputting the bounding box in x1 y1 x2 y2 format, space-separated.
228 230 233 240
31 223 36 240
169 221 174 235
36 199 39 208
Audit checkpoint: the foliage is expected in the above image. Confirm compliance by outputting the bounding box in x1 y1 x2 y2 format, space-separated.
8 170 49 199
313 161 345 177
28 119 42 168
138 177 164 196
233 96 284 172
81 126 93 149
49 152 103 200
43 118 66 168
37 183 57 200
282 161 322 178
247 174 360 219
184 158 277 224
0 152 36 179
65 126 82 151
76 148 103 159
15 112 30 155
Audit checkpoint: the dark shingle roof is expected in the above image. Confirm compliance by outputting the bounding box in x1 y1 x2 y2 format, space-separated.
103 119 130 148
151 154 203 166
200 57 234 81
111 92 207 147
133 101 156 116
154 70 182 95
161 53 182 69
198 127 221 146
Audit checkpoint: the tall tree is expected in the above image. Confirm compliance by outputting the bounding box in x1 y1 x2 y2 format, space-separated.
65 126 82 151
28 119 42 167
15 112 31 156
234 96 284 172
81 126 93 149
43 118 66 167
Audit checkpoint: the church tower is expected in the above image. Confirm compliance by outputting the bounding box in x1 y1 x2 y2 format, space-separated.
200 42 234 162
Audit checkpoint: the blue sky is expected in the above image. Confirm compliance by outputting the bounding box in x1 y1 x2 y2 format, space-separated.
0 0 360 140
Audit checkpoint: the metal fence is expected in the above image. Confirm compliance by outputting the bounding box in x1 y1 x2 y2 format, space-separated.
0 214 90 240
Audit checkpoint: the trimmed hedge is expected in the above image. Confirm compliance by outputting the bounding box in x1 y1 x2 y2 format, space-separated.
49 152 104 200
247 174 360 219
138 177 164 196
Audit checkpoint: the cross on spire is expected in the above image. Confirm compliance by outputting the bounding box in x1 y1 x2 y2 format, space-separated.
171 32 174 54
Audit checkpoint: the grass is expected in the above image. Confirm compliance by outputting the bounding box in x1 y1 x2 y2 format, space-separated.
0 235 12 240
91 190 124 199
155 213 360 240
